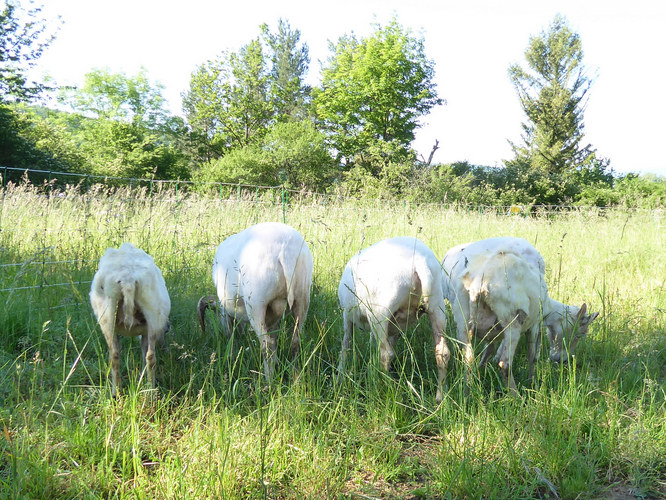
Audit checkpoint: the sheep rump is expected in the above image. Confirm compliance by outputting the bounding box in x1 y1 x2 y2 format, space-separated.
198 222 313 380
90 243 170 396
338 237 450 402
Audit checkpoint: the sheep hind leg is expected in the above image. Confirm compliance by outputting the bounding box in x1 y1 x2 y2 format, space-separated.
456 324 475 394
337 310 353 375
141 327 159 391
252 308 278 381
289 297 309 360
428 309 450 403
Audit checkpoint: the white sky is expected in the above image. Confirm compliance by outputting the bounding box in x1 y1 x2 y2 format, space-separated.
28 0 666 176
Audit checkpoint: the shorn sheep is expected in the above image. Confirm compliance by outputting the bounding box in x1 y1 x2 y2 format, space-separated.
442 237 599 393
198 222 313 380
338 237 450 402
90 243 171 397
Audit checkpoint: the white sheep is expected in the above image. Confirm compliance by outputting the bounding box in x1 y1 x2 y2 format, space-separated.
442 237 599 393
198 222 313 380
90 243 171 397
338 237 450 402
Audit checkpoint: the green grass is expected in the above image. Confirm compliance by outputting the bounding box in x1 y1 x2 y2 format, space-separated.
0 182 664 498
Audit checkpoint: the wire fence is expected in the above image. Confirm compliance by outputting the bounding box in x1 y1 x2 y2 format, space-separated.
3 164 661 215
0 166 663 313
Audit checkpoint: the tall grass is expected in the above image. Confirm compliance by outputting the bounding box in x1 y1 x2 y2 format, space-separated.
0 182 664 498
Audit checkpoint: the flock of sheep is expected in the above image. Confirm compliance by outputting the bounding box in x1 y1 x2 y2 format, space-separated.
89 222 598 398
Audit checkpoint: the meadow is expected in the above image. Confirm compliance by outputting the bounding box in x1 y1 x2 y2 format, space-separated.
0 182 664 499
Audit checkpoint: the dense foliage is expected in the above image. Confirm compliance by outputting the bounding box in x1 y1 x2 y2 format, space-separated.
1 4 663 207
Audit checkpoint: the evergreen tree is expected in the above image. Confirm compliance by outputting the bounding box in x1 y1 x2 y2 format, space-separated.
508 15 594 176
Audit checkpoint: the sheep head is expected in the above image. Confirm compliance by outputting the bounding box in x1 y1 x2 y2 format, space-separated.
545 302 599 363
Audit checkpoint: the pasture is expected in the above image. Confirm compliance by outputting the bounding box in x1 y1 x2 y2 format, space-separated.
0 182 664 499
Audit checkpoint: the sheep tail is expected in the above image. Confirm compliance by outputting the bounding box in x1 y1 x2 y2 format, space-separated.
280 241 311 310
119 279 137 329
413 256 438 307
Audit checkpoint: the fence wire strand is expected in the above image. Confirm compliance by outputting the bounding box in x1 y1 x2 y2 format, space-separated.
0 166 662 307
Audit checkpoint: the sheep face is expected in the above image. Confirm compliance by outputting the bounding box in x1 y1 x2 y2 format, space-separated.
545 303 599 363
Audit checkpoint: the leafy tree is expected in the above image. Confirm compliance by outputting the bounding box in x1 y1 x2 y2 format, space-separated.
227 39 274 146
261 19 311 121
181 60 227 162
0 0 60 172
261 121 335 189
313 19 443 164
59 69 188 179
183 38 273 160
184 21 313 177
0 0 58 103
508 15 601 179
65 67 170 127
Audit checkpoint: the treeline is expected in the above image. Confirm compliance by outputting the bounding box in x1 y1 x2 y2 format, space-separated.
1 3 664 207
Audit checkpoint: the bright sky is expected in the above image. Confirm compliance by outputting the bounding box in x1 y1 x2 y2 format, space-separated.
29 0 666 176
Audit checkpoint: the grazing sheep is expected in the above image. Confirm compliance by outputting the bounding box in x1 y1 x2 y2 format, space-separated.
90 243 170 397
442 237 599 393
198 222 313 380
338 237 450 402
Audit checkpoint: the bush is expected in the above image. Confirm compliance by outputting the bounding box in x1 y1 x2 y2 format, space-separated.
193 121 336 191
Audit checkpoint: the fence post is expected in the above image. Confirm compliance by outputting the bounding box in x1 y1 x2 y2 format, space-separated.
281 187 287 223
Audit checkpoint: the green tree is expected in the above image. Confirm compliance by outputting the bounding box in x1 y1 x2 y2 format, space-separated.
262 121 335 189
181 60 227 162
261 19 310 121
313 19 443 164
183 38 273 160
67 67 170 127
0 0 58 103
0 0 61 171
60 69 188 179
508 15 601 180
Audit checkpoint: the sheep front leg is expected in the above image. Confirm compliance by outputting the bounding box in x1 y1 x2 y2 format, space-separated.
260 332 277 380
479 340 499 366
98 302 121 397
429 309 450 403
498 324 521 396
452 304 474 382
373 318 393 372
526 323 541 383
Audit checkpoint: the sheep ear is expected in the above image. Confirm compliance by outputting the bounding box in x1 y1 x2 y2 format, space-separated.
582 311 599 326
576 303 588 321
197 295 217 333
